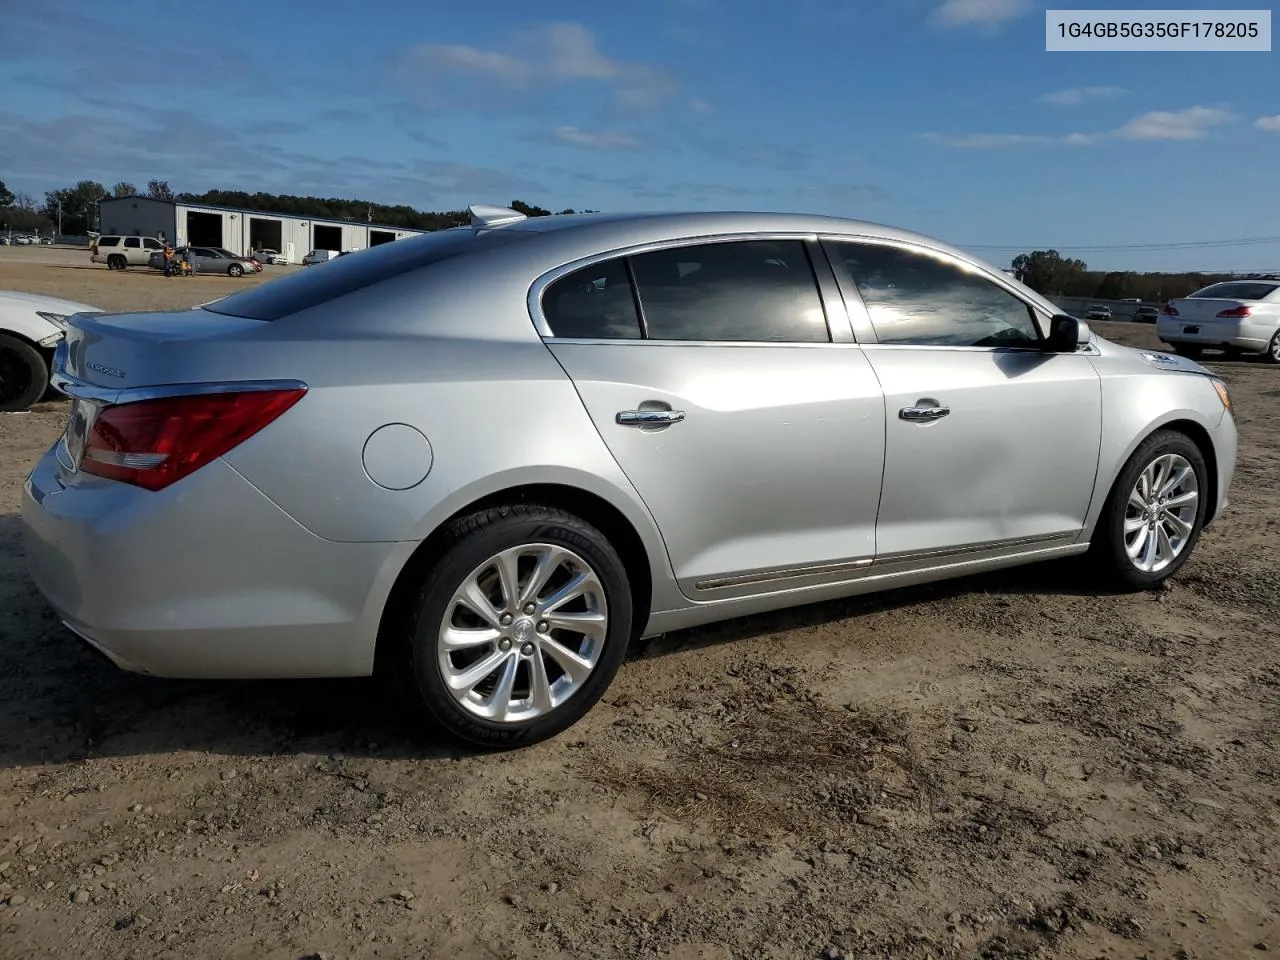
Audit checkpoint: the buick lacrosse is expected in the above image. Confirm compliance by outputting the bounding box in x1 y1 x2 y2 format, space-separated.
22 206 1237 746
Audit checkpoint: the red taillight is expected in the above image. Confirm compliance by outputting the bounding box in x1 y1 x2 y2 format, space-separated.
1216 305 1252 318
81 388 305 491
1161 303 1178 316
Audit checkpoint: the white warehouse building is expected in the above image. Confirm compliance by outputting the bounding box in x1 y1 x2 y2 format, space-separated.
97 196 428 262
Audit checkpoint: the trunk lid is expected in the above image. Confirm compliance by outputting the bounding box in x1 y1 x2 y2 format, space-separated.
1167 297 1250 323
60 309 272 390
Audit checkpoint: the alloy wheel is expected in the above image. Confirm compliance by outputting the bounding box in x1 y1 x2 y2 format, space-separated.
1124 453 1199 573
437 543 608 724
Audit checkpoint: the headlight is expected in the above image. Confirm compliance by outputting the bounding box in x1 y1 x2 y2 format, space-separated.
35 311 69 329
1210 377 1232 414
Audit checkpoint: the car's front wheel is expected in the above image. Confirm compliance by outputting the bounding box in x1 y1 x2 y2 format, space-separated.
228 263 244 277
1091 429 1208 590
395 504 633 747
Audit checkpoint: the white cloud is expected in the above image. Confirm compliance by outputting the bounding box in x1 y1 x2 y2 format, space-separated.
1255 114 1280 132
548 125 640 149
1040 86 1125 107
688 98 715 116
401 22 679 111
1112 106 1233 140
930 0 1028 28
923 105 1235 148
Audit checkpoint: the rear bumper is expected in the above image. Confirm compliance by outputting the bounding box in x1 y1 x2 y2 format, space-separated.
1156 318 1273 352
21 447 400 679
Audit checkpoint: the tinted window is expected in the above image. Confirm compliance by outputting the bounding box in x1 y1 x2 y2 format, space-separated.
1190 282 1279 301
827 241 1040 348
124 237 140 248
630 240 828 342
206 227 533 322
543 259 641 339
143 238 162 249
98 236 120 247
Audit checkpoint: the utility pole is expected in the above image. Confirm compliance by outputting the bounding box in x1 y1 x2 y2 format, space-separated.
56 198 62 238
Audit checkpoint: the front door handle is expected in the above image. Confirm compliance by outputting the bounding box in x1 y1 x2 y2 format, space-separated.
616 409 686 426
899 402 950 423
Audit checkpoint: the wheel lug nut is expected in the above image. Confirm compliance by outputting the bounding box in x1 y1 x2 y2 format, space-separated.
523 603 536 615
520 642 535 656
499 613 513 626
537 620 549 634
499 638 512 652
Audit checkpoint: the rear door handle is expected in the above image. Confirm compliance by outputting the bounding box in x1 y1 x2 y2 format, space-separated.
616 409 686 426
899 403 950 423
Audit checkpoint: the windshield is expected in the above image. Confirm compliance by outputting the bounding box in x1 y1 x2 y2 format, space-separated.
1189 281 1279 301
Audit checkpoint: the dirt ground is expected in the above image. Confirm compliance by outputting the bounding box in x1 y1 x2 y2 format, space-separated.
1 246 1277 960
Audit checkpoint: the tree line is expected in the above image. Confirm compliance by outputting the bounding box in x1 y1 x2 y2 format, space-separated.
1008 249 1249 303
0 176 594 238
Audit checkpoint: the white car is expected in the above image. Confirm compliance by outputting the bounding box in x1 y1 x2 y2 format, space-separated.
0 290 102 411
1158 278 1280 363
302 249 339 265
252 248 289 265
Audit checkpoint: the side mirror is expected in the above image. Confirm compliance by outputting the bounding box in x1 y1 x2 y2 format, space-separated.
1047 314 1091 352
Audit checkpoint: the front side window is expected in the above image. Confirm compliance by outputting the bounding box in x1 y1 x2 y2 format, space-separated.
826 240 1041 348
630 239 829 342
542 258 642 339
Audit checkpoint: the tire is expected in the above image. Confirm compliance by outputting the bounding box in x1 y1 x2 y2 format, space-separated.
1089 429 1208 590
228 263 244 278
1265 330 1280 365
394 503 634 748
1172 343 1202 359
0 334 50 412
107 254 127 270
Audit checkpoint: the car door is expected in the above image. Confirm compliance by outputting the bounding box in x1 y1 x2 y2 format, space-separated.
538 237 887 601
822 237 1102 564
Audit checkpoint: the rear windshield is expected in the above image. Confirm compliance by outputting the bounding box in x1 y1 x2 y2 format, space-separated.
204 228 532 321
1189 281 1279 301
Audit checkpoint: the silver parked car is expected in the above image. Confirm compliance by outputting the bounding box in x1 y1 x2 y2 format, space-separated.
1157 278 1280 362
22 206 1238 747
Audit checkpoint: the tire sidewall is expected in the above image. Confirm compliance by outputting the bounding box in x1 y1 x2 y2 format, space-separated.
229 264 243 277
407 509 633 748
0 335 50 412
1267 330 1280 364
1100 430 1208 588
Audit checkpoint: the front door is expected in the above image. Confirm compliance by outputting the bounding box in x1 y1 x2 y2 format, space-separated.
822 238 1102 562
540 238 886 600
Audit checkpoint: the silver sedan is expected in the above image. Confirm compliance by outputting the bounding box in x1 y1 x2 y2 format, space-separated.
22 206 1238 747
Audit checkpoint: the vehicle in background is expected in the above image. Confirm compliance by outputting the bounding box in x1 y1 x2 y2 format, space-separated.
1085 304 1112 321
1120 298 1141 303
147 246 263 277
21 204 1238 749
1133 306 1159 324
13 235 35 245
302 249 339 265
38 237 53 245
0 290 102 411
91 235 165 269
252 249 289 265
1158 279 1280 362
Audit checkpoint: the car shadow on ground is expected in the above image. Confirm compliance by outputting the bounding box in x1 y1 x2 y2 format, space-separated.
0 508 1123 771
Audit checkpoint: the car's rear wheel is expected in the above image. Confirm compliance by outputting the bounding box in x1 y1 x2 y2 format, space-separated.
1265 330 1280 364
0 334 50 412
107 254 126 270
396 504 633 747
1090 429 1207 590
228 263 244 278
1172 344 1202 359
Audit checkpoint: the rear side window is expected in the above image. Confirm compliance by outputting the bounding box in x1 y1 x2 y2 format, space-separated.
631 239 829 342
143 238 162 250
206 228 532 321
98 236 120 247
124 237 141 248
543 259 642 339
1190 282 1279 301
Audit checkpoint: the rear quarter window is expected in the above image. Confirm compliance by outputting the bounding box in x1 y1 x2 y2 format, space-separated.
98 236 121 247
205 228 533 321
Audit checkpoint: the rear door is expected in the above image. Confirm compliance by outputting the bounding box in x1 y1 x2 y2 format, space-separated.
540 237 886 601
823 237 1102 563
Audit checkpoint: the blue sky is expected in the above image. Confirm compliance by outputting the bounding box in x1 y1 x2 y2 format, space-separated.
0 0 1277 271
